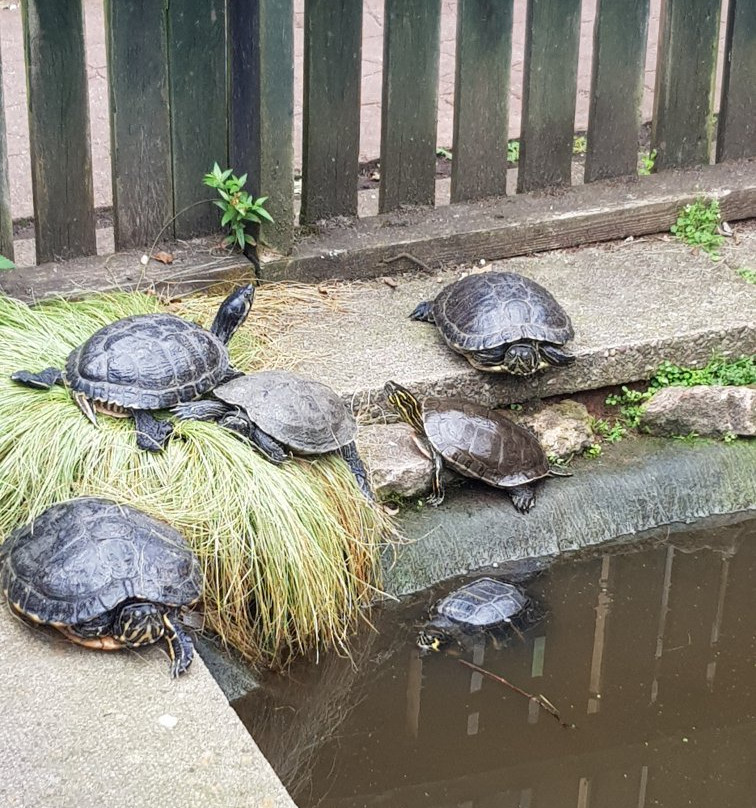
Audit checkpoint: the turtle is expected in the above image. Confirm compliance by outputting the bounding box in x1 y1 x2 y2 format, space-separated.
410 271 575 375
0 497 202 677
10 284 256 452
384 380 569 512
417 577 530 652
173 370 374 500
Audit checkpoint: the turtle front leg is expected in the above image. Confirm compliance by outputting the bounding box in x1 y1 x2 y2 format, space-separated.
220 413 289 463
11 366 63 389
132 410 174 452
337 441 375 501
426 446 446 507
173 399 232 421
163 611 195 678
539 344 575 367
507 483 537 513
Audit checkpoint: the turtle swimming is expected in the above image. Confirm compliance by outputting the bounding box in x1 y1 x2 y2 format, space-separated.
0 497 202 677
173 370 374 500
417 577 530 652
10 284 255 451
410 271 575 375
384 380 569 512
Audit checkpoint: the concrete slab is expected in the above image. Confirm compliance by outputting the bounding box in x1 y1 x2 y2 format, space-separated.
0 609 296 808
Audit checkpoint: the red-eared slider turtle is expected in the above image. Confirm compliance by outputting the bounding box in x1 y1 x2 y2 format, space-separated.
11 285 255 451
0 497 201 677
173 370 373 500
418 577 529 652
410 271 574 375
384 381 569 512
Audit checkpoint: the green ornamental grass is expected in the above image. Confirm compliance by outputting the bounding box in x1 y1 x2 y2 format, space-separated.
0 289 393 665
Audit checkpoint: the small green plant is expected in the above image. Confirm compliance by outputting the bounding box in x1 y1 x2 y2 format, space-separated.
736 268 756 284
0 254 14 271
584 443 602 459
572 135 587 155
638 149 657 176
591 417 627 443
670 198 724 259
203 163 273 250
507 139 520 163
436 146 452 160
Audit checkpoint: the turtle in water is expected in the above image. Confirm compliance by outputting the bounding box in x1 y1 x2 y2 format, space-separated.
410 271 575 375
0 497 202 677
11 284 256 451
418 577 530 653
384 380 569 512
173 370 373 500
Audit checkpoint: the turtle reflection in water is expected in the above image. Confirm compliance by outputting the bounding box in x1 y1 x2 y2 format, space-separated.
418 577 532 653
11 285 256 451
410 271 575 375
384 381 569 512
0 498 202 677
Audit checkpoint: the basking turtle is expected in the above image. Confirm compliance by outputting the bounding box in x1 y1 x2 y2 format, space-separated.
410 271 575 375
11 284 256 451
384 381 568 511
417 577 530 652
0 497 202 677
173 370 373 500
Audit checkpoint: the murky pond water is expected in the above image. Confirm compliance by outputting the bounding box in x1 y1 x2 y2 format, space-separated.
235 517 756 808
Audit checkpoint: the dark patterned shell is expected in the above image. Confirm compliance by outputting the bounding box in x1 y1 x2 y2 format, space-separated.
432 271 574 351
435 578 528 629
0 498 201 626
213 370 357 454
423 397 549 487
65 313 231 410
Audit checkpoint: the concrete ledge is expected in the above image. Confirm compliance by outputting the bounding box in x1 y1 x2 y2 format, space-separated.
0 611 296 808
385 437 756 596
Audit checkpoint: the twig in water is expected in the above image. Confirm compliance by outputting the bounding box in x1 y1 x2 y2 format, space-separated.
458 659 574 728
381 252 435 274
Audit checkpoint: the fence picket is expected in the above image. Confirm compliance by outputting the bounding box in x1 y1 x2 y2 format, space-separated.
105 0 172 251
716 0 756 163
585 0 650 182
517 0 582 193
228 0 295 254
652 0 721 170
379 0 442 213
451 0 513 203
0 48 12 261
168 0 227 240
22 0 96 264
301 0 362 223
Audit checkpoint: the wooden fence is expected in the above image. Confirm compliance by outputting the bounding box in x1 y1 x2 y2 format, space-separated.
0 0 754 269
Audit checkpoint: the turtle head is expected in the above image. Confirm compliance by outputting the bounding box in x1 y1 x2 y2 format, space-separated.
114 602 165 648
210 284 256 344
416 616 455 654
503 342 541 376
384 380 424 434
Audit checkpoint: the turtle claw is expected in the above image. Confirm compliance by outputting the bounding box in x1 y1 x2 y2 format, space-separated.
72 392 98 426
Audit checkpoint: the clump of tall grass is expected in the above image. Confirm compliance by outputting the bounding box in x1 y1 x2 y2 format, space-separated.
0 289 392 665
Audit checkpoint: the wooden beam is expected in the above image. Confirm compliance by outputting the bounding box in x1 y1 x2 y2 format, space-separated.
0 45 13 261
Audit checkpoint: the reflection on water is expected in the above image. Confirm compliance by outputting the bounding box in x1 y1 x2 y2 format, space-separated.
234 517 756 808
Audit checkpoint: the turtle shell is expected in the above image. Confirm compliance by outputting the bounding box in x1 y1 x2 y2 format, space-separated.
434 578 528 629
213 370 357 454
432 271 574 352
0 497 201 627
65 313 231 410
422 397 549 487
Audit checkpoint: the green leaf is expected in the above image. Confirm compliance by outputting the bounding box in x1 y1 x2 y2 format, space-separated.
213 199 227 210
0 254 15 271
255 207 274 223
244 233 257 245
237 173 248 188
221 208 235 227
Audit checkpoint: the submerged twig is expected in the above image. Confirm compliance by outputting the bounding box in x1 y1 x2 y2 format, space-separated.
380 252 434 274
458 659 574 728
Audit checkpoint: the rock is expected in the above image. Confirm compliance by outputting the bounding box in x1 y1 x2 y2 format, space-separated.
357 423 433 500
505 399 595 459
640 385 756 437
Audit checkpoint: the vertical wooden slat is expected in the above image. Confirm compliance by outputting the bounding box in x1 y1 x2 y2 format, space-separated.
21 0 96 264
0 47 13 261
228 0 294 254
379 0 442 213
517 0 582 194
584 0 650 182
300 0 362 223
716 0 756 163
450 0 513 203
105 0 172 250
651 0 721 171
168 0 227 240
